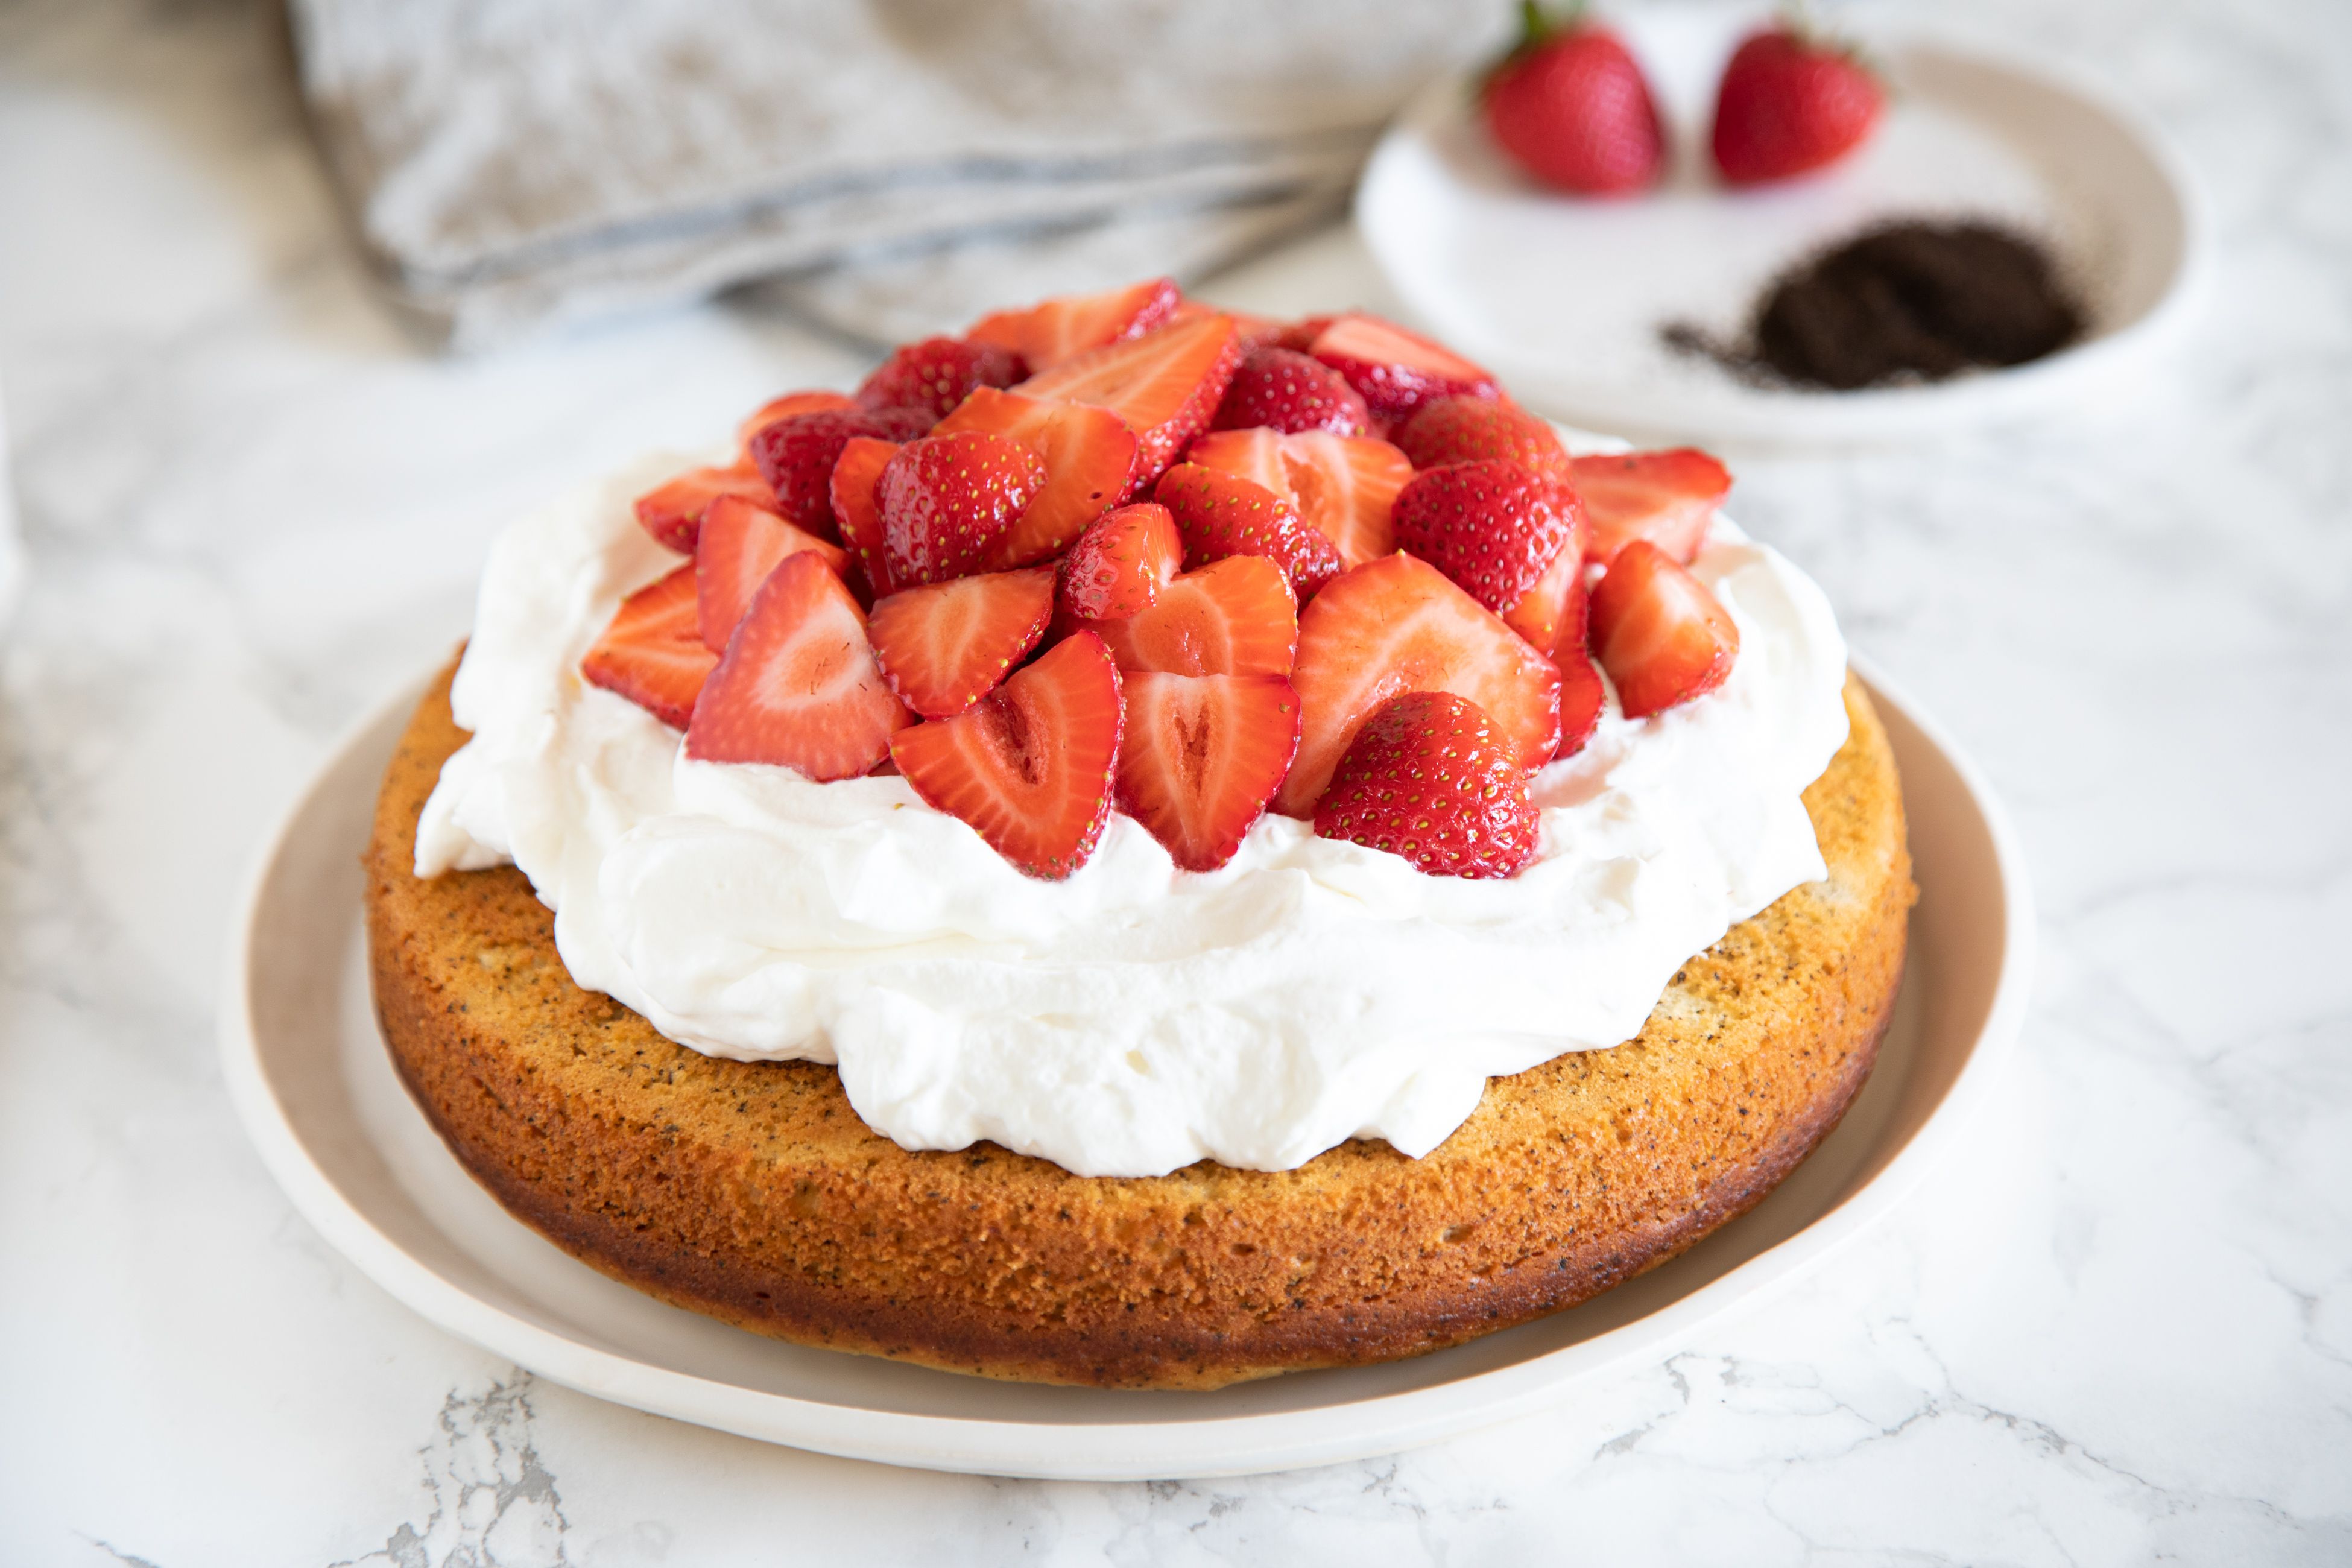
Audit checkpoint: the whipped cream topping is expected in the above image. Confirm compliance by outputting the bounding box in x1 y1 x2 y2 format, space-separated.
416 451 1850 1178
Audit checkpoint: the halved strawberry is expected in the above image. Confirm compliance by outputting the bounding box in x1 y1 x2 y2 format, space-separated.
1209 347 1371 437
966 277 1181 373
581 565 718 729
1314 691 1540 879
877 432 1046 586
632 464 777 554
695 494 852 654
1497 501 1590 650
748 408 907 540
829 436 899 597
1570 448 1731 566
1307 314 1501 423
1279 432 1413 567
738 390 858 457
1058 502 1182 621
1391 458 1580 614
1086 555 1298 678
1016 313 1242 484
1116 672 1300 871
1551 572 1606 760
1183 427 1292 493
1395 396 1569 478
890 631 1126 879
867 567 1056 719
1154 462 1343 598
683 553 914 778
856 336 1025 422
1271 315 1334 353
1277 552 1561 817
934 388 1137 566
1589 540 1739 719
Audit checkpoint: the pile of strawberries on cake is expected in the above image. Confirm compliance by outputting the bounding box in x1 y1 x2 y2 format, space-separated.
585 279 1742 882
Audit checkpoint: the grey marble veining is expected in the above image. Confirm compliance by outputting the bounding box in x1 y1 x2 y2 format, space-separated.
2 0 2348 1561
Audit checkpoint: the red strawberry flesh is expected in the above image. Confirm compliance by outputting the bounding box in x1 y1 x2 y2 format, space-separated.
694 493 850 654
1085 554 1298 679
632 464 777 555
1015 313 1242 485
934 388 1137 566
1154 461 1343 599
966 277 1181 373
1116 671 1301 871
1570 447 1731 566
1589 540 1740 719
1058 502 1183 621
868 567 1056 719
580 564 718 729
1307 314 1500 423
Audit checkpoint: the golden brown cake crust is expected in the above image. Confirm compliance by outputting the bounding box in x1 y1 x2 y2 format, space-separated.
365 662 1913 1389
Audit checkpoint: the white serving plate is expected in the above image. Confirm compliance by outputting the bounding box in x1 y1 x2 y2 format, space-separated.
221 656 2029 1481
1355 8 2205 445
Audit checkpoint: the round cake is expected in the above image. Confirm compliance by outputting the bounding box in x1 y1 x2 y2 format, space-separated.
366 663 1909 1389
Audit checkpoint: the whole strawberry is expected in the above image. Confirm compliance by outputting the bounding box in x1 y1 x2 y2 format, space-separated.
1710 24 1883 185
1390 458 1580 614
1314 691 1541 879
1210 347 1371 437
1483 2 1664 197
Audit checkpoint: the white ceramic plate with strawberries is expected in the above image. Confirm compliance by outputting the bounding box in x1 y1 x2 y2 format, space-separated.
1355 7 2206 446
220 646 2030 1481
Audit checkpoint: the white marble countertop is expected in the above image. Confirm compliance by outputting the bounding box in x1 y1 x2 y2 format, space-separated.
4 0 2348 1561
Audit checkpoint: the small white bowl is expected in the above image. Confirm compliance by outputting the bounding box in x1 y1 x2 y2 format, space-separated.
220 657 2030 1481
1356 9 2206 446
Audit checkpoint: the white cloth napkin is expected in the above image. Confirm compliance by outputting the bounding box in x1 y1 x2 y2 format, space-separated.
286 0 1508 347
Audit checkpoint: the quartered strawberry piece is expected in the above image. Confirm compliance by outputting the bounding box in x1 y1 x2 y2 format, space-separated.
632 463 777 554
876 431 1046 587
1209 347 1370 437
1314 691 1540 879
934 388 1137 566
856 336 1026 423
966 277 1182 373
748 408 911 540
683 552 914 779
1016 312 1242 485
580 564 718 729
694 493 851 654
1395 396 1570 479
1551 571 1607 760
738 390 858 457
890 631 1127 879
829 435 900 597
1307 314 1501 423
1589 540 1740 719
1277 552 1561 817
1570 448 1731 566
1058 502 1183 621
1186 428 1411 568
1116 671 1301 871
867 567 1057 719
1496 499 1590 650
1154 461 1343 598
1391 458 1581 614
1085 555 1298 679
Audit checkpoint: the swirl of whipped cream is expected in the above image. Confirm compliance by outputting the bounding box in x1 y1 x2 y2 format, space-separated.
416 452 1850 1178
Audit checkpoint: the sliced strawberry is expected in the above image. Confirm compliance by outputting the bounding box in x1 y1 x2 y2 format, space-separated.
1395 396 1569 479
1116 672 1300 871
867 567 1056 719
1271 315 1334 353
1219 307 1290 353
966 277 1181 373
748 408 909 540
1015 313 1242 484
1183 426 1292 495
1154 462 1343 598
1391 459 1581 614
1209 347 1370 437
829 436 900 597
581 565 718 729
1551 572 1606 759
1589 540 1740 719
683 553 913 778
856 336 1025 422
695 495 852 654
1314 691 1540 879
1570 448 1731 566
1307 313 1500 423
632 463 777 554
1086 555 1298 679
935 388 1137 565
1058 502 1183 621
1279 432 1413 567
1497 500 1590 650
738 390 858 457
877 431 1046 586
1277 552 1561 817
890 631 1126 879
